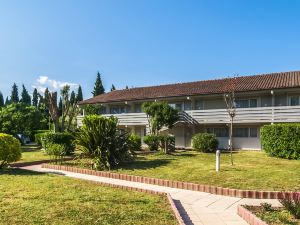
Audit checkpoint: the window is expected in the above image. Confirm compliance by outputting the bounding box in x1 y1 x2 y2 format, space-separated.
134 104 141 113
290 96 300 106
184 102 192 110
206 128 228 137
110 106 126 114
169 103 182 111
235 99 257 108
195 100 203 110
233 128 249 137
249 128 258 137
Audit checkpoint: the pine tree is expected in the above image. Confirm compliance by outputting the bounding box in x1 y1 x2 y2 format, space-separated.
92 72 105 96
0 92 4 107
125 85 129 89
20 84 31 105
44 88 50 107
11 83 19 103
5 97 10 105
111 84 116 91
76 85 83 102
32 88 38 107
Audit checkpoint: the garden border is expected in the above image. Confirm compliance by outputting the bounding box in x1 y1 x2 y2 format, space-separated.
237 205 268 225
41 164 299 199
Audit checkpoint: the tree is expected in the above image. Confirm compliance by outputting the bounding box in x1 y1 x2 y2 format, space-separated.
60 85 71 132
223 77 237 166
5 97 10 106
0 103 46 137
32 88 38 107
20 84 31 105
76 85 83 102
67 90 79 131
111 84 116 91
142 102 179 135
0 92 4 107
70 91 76 105
125 85 129 89
47 92 60 132
58 97 63 117
92 72 105 96
10 83 19 103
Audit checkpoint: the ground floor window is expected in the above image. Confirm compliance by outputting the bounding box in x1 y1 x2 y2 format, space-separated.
207 127 258 138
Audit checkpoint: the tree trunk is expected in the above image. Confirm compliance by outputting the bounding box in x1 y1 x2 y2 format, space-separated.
229 116 234 165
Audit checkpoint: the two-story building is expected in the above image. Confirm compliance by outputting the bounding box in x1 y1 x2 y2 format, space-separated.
78 71 300 150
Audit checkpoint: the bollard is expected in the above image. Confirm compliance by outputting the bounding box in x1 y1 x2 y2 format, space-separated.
216 150 221 172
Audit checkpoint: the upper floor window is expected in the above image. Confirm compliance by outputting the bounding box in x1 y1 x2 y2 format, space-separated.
290 96 300 106
110 106 127 114
184 102 192 111
134 104 142 113
169 103 182 111
195 100 204 110
235 99 257 108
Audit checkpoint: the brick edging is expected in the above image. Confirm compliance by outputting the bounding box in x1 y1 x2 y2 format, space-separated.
41 164 299 199
237 205 268 225
166 194 185 225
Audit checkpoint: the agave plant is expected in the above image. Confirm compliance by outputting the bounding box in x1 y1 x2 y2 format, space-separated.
76 115 133 170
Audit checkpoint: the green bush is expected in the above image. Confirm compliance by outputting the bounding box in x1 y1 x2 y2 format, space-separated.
261 124 300 159
41 132 75 155
143 134 160 151
192 133 218 153
279 193 300 219
0 133 22 168
76 115 134 170
159 134 175 153
128 134 142 151
35 131 50 145
45 143 67 164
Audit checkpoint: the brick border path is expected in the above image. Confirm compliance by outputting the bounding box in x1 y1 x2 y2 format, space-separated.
19 164 282 225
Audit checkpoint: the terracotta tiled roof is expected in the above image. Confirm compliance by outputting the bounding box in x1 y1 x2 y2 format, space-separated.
79 71 300 105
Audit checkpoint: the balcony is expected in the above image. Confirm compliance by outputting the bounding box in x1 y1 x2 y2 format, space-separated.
77 105 300 126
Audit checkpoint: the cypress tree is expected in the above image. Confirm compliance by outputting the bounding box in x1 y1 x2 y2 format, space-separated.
44 88 50 107
92 72 105 96
58 97 63 117
76 85 83 102
20 84 31 105
125 85 129 89
11 83 19 103
32 88 38 107
5 97 10 105
0 92 4 107
111 84 116 91
70 90 76 104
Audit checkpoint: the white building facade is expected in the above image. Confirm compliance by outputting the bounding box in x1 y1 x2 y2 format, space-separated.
78 71 300 150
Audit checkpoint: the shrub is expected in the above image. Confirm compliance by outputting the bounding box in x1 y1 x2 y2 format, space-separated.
0 133 22 168
41 132 75 155
159 134 175 153
143 135 160 151
45 143 67 164
76 115 133 170
35 131 50 145
128 134 142 151
192 133 218 153
261 124 300 159
279 193 300 219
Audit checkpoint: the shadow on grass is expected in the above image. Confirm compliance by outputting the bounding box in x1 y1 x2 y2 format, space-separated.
117 159 172 170
21 146 42 152
0 168 44 176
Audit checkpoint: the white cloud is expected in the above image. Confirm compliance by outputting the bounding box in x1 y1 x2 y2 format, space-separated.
33 76 79 94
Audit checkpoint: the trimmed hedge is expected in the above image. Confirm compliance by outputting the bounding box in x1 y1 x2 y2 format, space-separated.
128 134 142 151
0 133 22 168
41 132 75 155
261 124 300 159
192 133 218 153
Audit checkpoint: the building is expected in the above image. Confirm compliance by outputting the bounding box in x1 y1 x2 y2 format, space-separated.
78 71 300 150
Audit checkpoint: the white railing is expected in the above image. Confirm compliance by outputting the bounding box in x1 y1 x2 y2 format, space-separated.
77 105 300 126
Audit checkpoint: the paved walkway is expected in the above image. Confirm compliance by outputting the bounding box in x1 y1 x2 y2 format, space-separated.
20 164 281 225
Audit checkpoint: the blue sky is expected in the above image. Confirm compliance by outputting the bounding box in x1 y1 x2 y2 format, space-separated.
1 0 300 99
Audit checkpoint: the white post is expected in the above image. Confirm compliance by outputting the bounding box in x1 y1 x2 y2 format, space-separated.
216 150 221 172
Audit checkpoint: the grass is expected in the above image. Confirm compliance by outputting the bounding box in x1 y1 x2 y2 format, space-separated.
245 205 300 225
65 150 300 191
0 168 176 225
19 144 50 162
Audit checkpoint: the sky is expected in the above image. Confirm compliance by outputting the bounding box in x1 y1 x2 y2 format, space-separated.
1 0 300 100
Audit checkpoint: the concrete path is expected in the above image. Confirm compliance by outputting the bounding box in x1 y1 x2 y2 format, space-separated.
20 165 281 225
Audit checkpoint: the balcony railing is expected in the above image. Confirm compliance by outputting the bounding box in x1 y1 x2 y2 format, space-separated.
77 105 300 126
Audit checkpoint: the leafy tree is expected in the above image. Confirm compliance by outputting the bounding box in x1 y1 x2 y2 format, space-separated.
111 84 116 91
10 83 19 103
47 91 60 132
70 91 76 105
60 85 71 131
142 102 179 134
32 88 38 107
0 92 4 107
76 85 83 102
0 103 46 137
92 72 105 96
20 84 31 105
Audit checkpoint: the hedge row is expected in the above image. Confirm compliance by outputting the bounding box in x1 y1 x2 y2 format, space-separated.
261 123 300 159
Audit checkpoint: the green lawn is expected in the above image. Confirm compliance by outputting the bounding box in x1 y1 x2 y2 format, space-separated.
0 169 176 225
19 145 50 162
66 151 300 191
